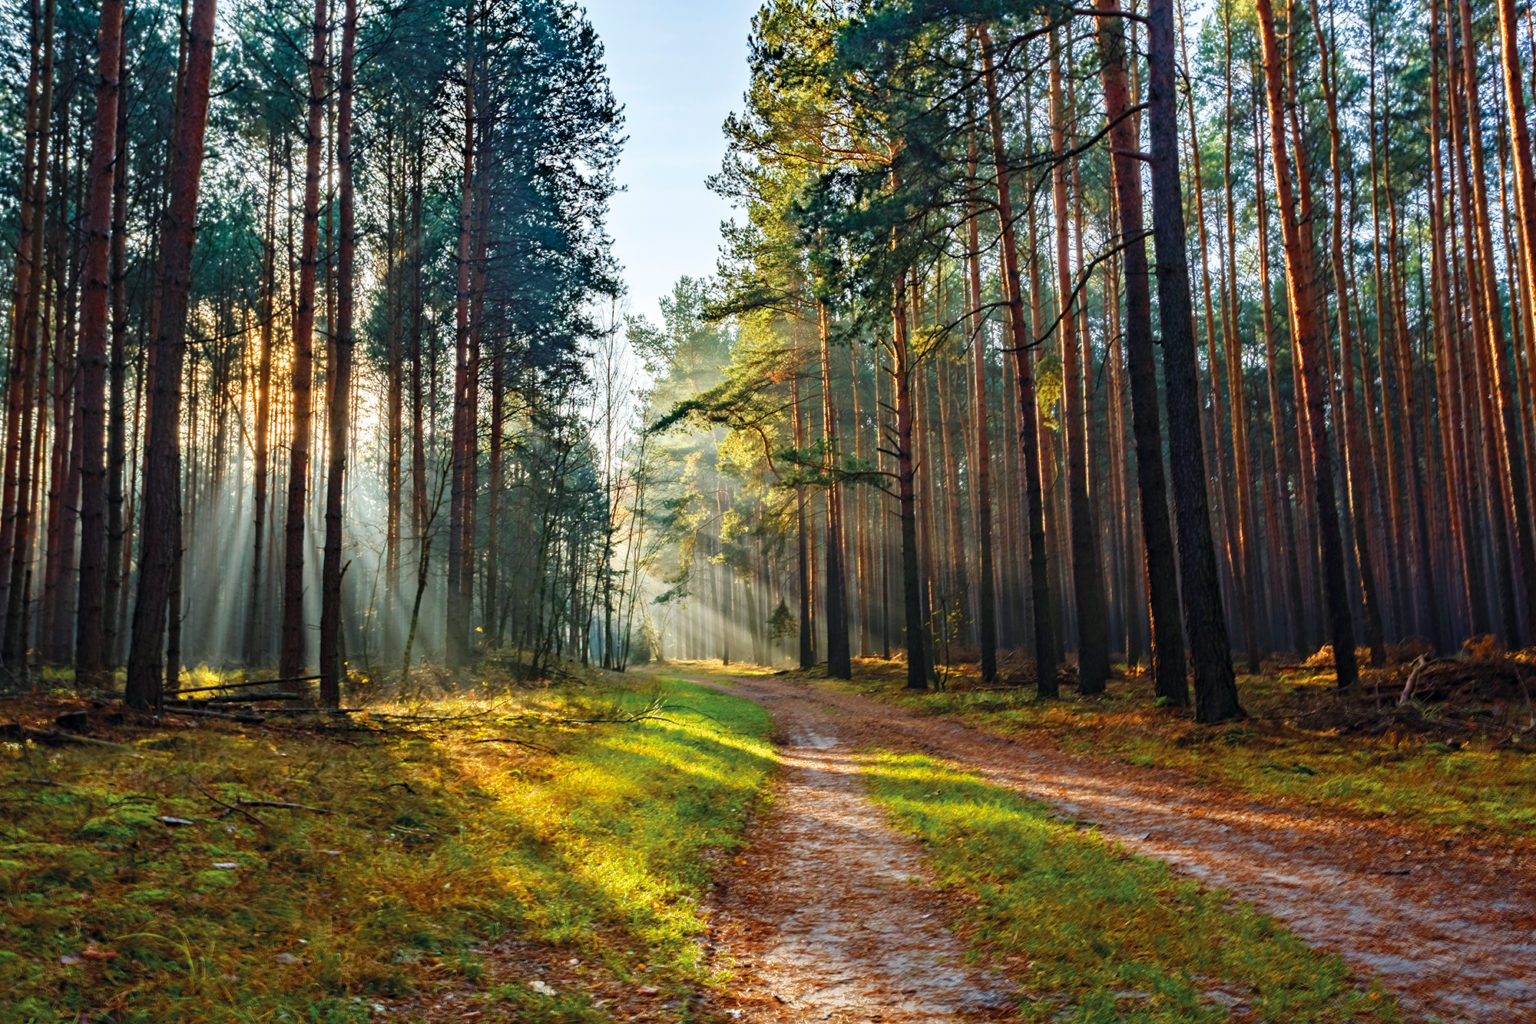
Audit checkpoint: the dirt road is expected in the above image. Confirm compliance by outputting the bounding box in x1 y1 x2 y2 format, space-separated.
695 673 1536 1024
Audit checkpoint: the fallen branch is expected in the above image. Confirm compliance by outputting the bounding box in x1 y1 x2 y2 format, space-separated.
254 707 360 716
231 799 330 815
168 675 321 698
1398 655 1430 706
364 702 512 725
162 707 266 724
19 728 140 752
199 787 265 827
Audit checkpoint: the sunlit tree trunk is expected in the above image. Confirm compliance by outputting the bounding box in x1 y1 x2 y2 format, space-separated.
1308 0 1385 663
1495 0 1536 641
1254 0 1356 689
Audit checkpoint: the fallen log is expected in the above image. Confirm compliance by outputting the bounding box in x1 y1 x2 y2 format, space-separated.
168 675 321 698
161 707 266 724
230 798 329 815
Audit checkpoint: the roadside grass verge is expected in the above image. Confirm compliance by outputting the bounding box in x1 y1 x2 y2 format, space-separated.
823 658 1536 840
862 751 1400 1023
0 677 773 1024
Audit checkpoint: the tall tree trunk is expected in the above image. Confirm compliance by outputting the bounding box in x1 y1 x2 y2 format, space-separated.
965 134 997 682
1148 0 1243 717
447 8 476 668
124 0 215 707
1253 0 1357 689
280 0 327 683
1426 3 1476 637
319 0 355 708
1092 4 1188 706
1495 0 1536 641
1052 29 1109 693
247 139 277 664
1182 5 1259 671
892 264 929 689
793 369 814 670
819 300 850 678
103 45 129 666
1453 0 1526 643
978 22 1056 697
74 0 125 685
1310 0 1385 665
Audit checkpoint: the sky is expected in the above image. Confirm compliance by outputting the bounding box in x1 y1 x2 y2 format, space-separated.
579 0 762 327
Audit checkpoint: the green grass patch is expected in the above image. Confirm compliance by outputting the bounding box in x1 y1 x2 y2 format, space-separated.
825 659 1536 839
0 678 773 1023
862 751 1400 1023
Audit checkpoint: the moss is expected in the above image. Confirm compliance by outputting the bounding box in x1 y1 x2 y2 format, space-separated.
0 678 775 1023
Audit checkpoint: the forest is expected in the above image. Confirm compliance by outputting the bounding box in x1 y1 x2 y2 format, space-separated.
0 0 624 706
0 0 1533 718
636 0 1536 726
2 0 1535 1020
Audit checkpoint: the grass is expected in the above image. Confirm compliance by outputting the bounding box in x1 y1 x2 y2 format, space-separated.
0 677 774 1024
862 750 1401 1024
820 658 1536 840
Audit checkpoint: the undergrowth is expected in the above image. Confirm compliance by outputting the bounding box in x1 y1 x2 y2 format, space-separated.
862 751 1402 1024
0 677 773 1023
824 659 1536 839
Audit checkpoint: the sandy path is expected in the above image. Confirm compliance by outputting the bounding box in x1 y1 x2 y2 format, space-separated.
699 689 1015 1023
697 673 1536 1024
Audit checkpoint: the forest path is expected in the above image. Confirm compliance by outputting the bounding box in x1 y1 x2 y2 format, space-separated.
688 672 1536 1024
690 672 1016 1023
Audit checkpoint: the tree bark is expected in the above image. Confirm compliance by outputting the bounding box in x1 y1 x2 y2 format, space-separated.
978 22 1056 697
447 6 476 668
1495 0 1536 641
280 0 327 683
1092 5 1188 706
1253 0 1357 689
1053 28 1109 694
124 0 216 707
1148 0 1243 717
73 0 125 685
1310 0 1385 665
819 300 850 678
965 134 997 682
892 266 929 690
320 0 356 708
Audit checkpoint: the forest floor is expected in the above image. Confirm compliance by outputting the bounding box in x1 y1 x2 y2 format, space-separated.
0 675 779 1024
663 660 1536 1024
4 657 1533 1023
